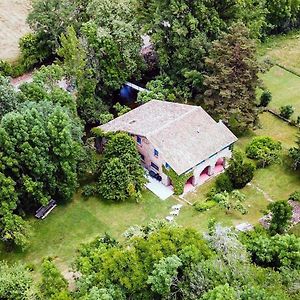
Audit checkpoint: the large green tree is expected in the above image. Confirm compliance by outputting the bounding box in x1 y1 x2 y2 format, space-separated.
204 23 260 133
0 76 18 120
0 261 35 299
0 101 83 248
268 200 293 235
137 0 239 99
98 133 146 202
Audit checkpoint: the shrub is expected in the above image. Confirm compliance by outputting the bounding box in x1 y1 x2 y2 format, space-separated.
194 200 216 212
215 173 233 192
288 191 300 202
82 184 98 198
268 200 293 235
227 151 255 189
260 90 272 107
246 136 282 167
280 105 295 119
0 60 13 76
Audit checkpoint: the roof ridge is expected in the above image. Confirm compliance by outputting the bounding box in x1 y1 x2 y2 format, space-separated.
146 105 198 138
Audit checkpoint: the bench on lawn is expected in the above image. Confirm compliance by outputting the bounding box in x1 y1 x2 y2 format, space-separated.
35 200 57 219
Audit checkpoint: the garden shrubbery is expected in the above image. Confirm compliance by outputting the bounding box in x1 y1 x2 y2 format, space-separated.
246 136 282 167
259 90 272 107
289 191 300 202
194 200 216 212
227 151 255 189
280 105 295 119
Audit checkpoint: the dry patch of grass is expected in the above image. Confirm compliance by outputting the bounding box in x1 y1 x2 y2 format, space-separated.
259 30 300 74
0 0 31 62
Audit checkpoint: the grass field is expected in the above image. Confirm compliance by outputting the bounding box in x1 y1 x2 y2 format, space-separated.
182 112 299 232
0 191 177 272
0 0 31 62
258 30 300 74
260 66 300 116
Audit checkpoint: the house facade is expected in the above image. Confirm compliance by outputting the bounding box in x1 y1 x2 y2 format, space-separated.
100 100 237 193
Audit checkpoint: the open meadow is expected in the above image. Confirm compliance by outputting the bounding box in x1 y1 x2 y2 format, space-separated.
0 0 31 62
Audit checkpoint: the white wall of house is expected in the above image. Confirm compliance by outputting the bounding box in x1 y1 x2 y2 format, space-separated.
133 135 233 189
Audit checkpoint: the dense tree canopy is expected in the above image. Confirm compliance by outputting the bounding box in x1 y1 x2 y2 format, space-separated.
204 23 260 133
0 76 18 120
98 132 146 202
0 101 83 247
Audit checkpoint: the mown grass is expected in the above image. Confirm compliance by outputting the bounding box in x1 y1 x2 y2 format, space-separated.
183 112 300 232
258 30 300 74
0 191 177 271
260 66 300 116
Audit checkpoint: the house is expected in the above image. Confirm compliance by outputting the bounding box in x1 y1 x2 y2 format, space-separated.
99 100 238 193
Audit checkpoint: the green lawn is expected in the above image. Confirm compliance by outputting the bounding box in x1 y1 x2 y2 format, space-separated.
260 66 300 116
258 30 300 74
181 112 300 232
0 191 177 272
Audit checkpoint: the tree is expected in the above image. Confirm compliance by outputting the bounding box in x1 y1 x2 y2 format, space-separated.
99 132 146 201
289 131 300 170
227 151 255 189
268 200 293 235
75 225 212 298
266 0 300 34
204 23 260 134
213 190 248 215
280 105 295 119
0 75 18 120
82 0 145 96
243 230 300 269
137 0 241 99
0 173 31 249
260 90 272 107
98 157 132 202
39 258 69 299
147 255 182 297
246 136 282 168
201 284 237 300
0 101 83 246
0 261 35 300
27 0 80 54
19 65 77 115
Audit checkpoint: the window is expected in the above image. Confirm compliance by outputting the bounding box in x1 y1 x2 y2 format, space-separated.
137 136 142 145
139 152 145 161
151 162 159 171
154 149 159 157
165 162 170 170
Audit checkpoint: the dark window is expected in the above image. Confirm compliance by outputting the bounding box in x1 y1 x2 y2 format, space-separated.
139 152 145 161
151 162 159 171
165 162 170 169
154 149 159 157
137 136 142 145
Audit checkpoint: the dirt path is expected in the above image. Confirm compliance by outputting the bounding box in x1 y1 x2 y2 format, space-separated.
0 0 31 62
247 182 274 202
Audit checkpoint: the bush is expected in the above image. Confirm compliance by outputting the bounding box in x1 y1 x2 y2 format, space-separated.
215 173 233 192
0 60 13 76
194 200 217 212
260 90 272 107
227 151 255 189
82 184 98 198
289 191 300 202
280 105 295 119
246 136 282 167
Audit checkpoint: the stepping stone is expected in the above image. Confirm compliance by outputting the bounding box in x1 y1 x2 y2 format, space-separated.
165 216 174 222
